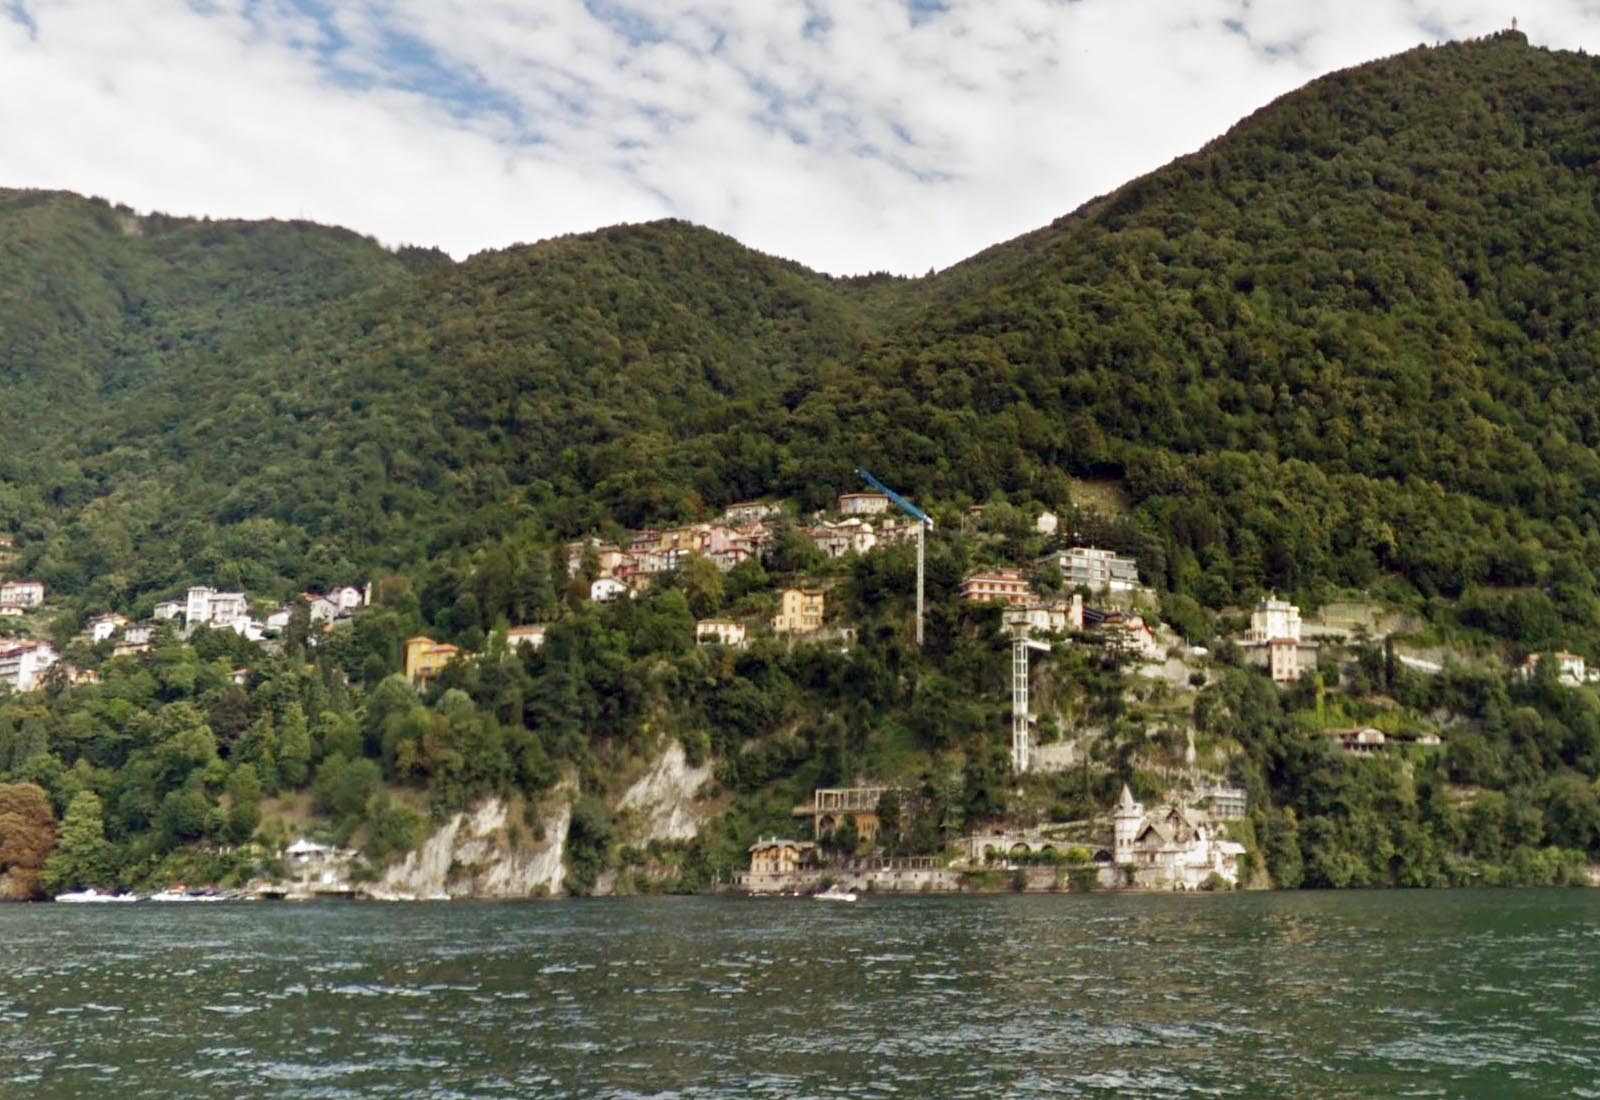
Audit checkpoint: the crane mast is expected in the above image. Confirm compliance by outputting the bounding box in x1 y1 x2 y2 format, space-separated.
854 467 932 646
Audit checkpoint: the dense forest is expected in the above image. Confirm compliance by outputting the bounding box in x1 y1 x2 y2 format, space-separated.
4 30 1600 897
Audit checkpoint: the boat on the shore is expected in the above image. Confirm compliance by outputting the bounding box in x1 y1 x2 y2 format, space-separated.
148 889 231 903
55 888 140 904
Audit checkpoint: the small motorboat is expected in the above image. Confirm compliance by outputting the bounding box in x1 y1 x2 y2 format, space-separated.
814 885 857 902
55 888 140 904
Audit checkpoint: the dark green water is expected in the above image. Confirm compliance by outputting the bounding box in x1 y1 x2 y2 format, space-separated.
2 890 1598 1098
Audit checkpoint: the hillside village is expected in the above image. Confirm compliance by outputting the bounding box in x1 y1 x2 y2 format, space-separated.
8 477 1594 899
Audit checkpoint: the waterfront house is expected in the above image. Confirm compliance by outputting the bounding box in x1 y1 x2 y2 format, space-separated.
739 837 821 893
1112 785 1244 889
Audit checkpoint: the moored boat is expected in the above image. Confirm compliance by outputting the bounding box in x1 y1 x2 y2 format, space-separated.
55 888 140 904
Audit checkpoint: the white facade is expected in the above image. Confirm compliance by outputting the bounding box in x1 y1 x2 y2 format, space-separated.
507 625 549 650
327 585 368 612
0 581 44 607
696 620 748 647
1035 511 1059 536
0 641 58 692
225 616 266 642
1112 785 1244 889
89 614 129 643
591 577 633 603
1041 547 1139 593
1249 597 1302 644
305 596 340 624
838 493 890 516
721 501 781 524
1012 595 1084 635
808 519 876 558
153 601 183 621
186 586 249 626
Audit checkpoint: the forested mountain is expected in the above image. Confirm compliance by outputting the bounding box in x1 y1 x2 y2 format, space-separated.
7 30 1600 625
5 29 1600 897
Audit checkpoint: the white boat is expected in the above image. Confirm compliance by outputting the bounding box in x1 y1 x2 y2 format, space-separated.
55 888 140 904
814 885 857 902
149 889 229 903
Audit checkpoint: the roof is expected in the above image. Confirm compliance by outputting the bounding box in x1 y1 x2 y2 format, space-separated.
747 837 817 853
286 838 332 855
1117 784 1139 812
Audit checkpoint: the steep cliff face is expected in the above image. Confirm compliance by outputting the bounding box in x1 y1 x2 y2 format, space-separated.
374 793 572 899
617 741 714 844
373 741 717 899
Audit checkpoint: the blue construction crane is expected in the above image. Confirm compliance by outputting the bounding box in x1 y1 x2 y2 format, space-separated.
855 467 932 645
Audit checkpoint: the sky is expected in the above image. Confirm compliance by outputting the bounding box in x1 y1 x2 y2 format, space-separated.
2 1 1598 275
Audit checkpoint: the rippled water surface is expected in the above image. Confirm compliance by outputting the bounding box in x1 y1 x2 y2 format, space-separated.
3 890 1599 1098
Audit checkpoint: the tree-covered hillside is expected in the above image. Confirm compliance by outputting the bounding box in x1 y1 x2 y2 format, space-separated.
5 30 1600 896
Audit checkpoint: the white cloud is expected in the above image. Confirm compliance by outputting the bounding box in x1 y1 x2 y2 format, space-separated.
2 0 1597 274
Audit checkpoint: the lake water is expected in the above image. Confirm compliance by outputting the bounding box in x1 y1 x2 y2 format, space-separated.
3 890 1599 1098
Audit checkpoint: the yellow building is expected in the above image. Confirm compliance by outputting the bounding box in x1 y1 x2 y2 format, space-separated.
748 838 818 877
404 635 460 685
772 588 824 634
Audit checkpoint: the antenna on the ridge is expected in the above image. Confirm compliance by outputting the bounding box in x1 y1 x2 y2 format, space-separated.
1511 16 1518 31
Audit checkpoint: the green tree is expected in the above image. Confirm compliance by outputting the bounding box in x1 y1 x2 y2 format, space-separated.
41 791 112 894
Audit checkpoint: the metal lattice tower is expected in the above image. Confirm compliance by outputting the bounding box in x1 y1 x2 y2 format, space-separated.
1006 612 1052 774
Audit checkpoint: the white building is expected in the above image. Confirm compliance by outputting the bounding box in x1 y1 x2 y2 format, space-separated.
1520 652 1596 687
326 585 369 613
808 519 877 558
1012 595 1084 635
186 586 249 626
303 595 340 625
1113 785 1244 890
696 619 748 647
152 601 184 621
0 640 58 693
224 616 266 643
721 501 782 524
1249 596 1302 644
590 577 634 603
837 492 890 516
0 580 45 607
507 625 549 650
88 613 130 643
1240 596 1315 683
1035 511 1059 536
1039 547 1140 593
